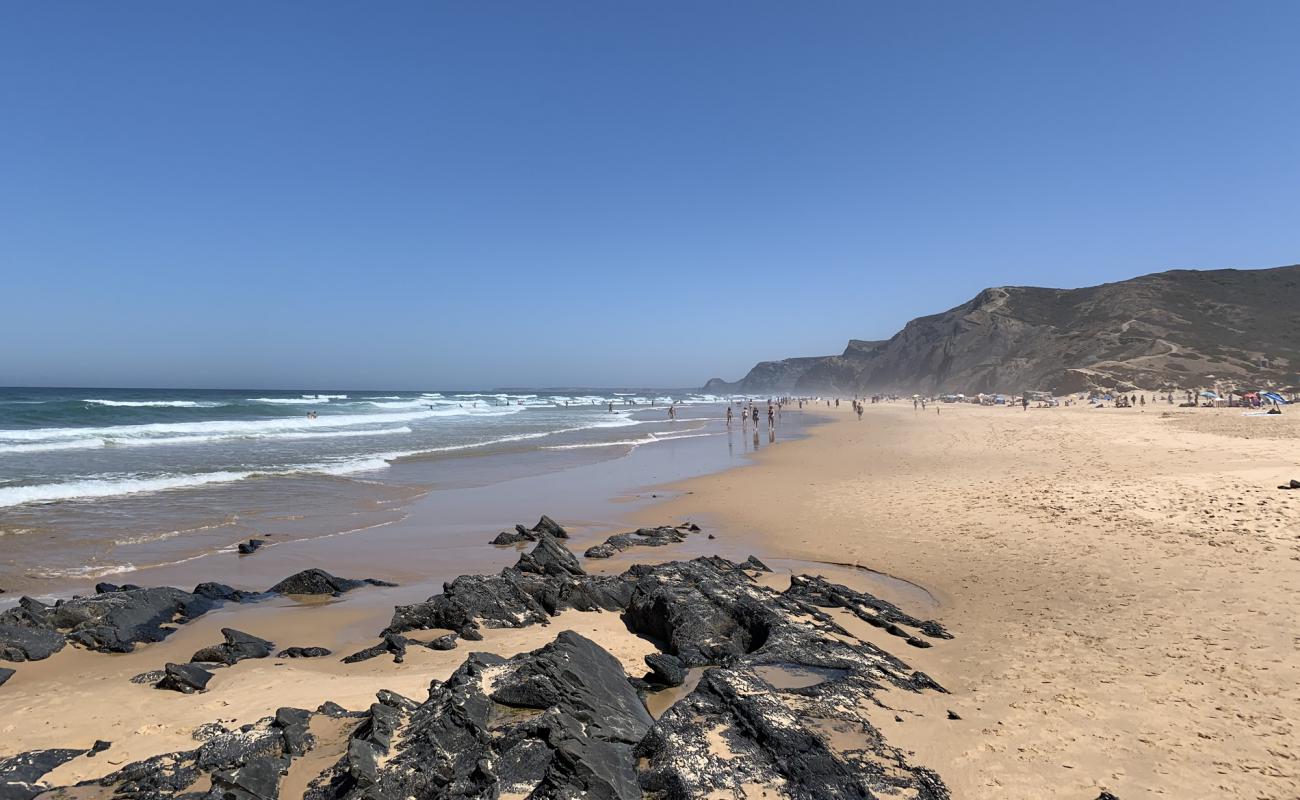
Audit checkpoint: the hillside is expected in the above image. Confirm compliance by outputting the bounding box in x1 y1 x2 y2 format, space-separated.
703 264 1300 396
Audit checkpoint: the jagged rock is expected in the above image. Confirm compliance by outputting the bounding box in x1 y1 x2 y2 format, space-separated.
428 633 458 651
95 582 120 594
0 748 87 800
311 631 649 800
191 582 260 603
643 653 687 687
156 662 213 694
191 628 274 666
275 707 313 756
88 741 111 756
276 646 331 658
582 525 689 559
0 623 65 662
78 711 305 798
490 530 529 545
784 573 952 640
532 514 569 538
268 569 396 596
490 515 570 545
947 709 962 720
513 532 585 577
1097 792 1121 800
342 634 408 664
0 667 13 687
237 538 266 555
0 586 222 658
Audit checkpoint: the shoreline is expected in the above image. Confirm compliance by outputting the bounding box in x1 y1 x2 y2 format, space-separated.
4 400 1295 797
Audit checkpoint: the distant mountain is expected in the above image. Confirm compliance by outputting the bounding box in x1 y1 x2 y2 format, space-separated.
703 264 1300 396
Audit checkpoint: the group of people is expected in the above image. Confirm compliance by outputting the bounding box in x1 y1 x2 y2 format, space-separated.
724 399 779 430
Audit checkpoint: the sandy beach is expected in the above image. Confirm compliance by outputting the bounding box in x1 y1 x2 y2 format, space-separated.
3 401 1298 798
645 402 1300 799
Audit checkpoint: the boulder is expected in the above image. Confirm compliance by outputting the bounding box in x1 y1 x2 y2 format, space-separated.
276 646 331 659
0 623 65 662
0 667 13 688
236 539 266 555
190 628 274 666
156 662 214 694
268 569 396 596
513 533 585 577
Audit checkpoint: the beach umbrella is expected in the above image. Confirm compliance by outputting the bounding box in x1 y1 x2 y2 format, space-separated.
1200 391 1218 399
1262 391 1287 404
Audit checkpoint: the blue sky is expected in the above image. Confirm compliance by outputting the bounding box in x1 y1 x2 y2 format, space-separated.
2 2 1297 389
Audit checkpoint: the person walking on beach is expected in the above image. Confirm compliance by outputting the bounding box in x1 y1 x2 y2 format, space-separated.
767 404 775 429
726 406 733 426
1022 394 1029 411
752 406 759 426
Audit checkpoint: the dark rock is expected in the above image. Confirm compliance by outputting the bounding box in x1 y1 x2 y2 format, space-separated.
236 538 266 555
276 646 331 658
644 653 687 687
708 533 716 539
531 514 569 539
947 709 962 720
0 748 86 800
313 631 648 800
211 754 285 800
191 582 259 603
88 740 111 756
268 569 395 596
95 582 121 594
156 662 214 694
784 573 953 640
1098 793 1121 800
489 530 529 545
191 628 274 666
274 707 313 756
342 634 408 664
582 525 689 560
0 623 64 662
130 669 166 684
427 633 458 651
514 532 585 576
0 667 13 687
49 586 222 654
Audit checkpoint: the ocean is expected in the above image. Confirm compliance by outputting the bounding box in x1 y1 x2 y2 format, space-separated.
0 387 738 589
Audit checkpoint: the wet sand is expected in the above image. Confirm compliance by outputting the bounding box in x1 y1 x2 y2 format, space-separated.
647 402 1300 800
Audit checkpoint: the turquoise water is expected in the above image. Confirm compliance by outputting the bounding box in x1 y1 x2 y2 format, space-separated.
0 387 731 585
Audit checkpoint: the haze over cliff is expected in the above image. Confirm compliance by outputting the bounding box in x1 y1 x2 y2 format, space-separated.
704 264 1300 396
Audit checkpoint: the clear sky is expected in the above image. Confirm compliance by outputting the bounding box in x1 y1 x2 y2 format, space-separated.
2 2 1297 389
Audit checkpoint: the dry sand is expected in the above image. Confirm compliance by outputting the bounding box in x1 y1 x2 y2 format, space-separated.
5 401 1298 799
645 402 1300 799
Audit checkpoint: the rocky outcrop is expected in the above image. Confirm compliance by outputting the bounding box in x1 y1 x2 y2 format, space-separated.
190 628 275 666
156 662 214 694
0 569 395 663
584 525 693 559
0 747 90 800
489 515 570 545
267 569 396 597
277 646 332 659
8 534 954 798
707 264 1300 395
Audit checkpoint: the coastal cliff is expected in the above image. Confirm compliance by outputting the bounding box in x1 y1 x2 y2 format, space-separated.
703 264 1300 395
